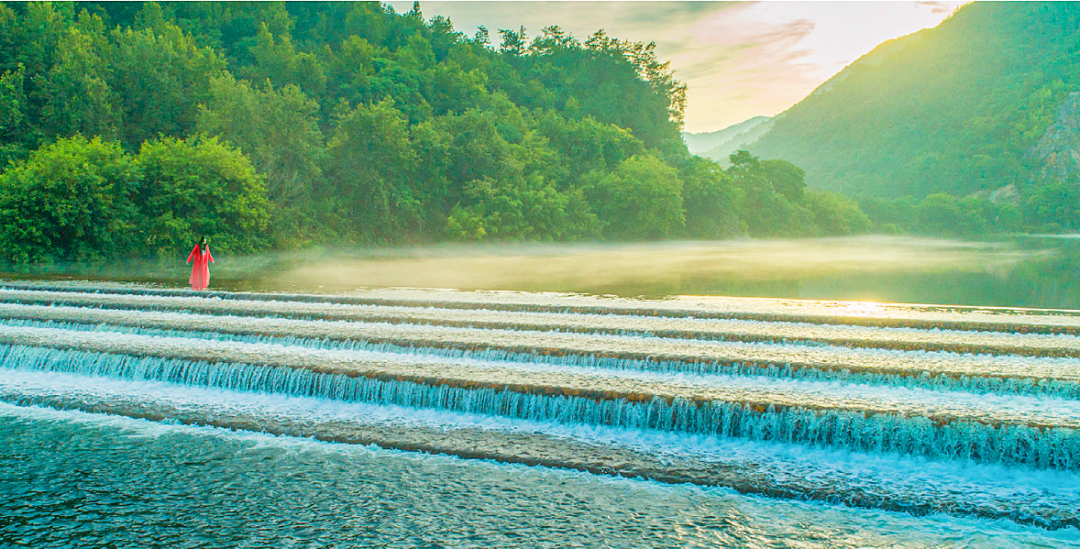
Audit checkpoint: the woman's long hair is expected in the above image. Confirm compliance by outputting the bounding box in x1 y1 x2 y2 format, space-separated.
198 235 208 254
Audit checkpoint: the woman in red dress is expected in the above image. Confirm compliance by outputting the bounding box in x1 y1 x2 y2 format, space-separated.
186 236 214 291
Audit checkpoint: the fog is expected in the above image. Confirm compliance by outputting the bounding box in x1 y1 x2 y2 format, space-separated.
1 235 1075 307
267 236 1035 293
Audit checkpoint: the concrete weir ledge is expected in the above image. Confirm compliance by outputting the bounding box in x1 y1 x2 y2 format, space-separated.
0 302 1077 395
4 281 1080 335
1 288 1080 358
2 325 1078 434
2 388 1076 531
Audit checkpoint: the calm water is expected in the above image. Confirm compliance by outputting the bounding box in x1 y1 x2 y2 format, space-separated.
3 235 1079 308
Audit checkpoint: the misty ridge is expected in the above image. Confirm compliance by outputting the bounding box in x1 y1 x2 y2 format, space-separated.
688 2 1080 236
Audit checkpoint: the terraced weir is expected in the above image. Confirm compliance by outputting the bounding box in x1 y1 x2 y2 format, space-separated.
3 281 1080 546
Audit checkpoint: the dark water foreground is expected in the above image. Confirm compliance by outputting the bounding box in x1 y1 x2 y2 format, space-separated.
1 280 1079 546
4 405 1076 549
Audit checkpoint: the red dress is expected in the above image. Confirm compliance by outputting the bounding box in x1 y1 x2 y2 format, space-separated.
187 244 214 290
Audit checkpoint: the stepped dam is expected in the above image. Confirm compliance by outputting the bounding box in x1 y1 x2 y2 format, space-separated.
2 281 1080 547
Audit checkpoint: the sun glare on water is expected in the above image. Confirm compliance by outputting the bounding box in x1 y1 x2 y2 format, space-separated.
837 301 887 316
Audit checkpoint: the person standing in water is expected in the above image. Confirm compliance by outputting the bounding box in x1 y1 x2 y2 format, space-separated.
187 236 214 291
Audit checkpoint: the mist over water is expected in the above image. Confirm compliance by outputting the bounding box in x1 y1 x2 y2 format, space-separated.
4 235 1077 308
274 237 1043 297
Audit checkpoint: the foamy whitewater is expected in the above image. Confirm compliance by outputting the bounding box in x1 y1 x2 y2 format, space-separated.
2 281 1079 547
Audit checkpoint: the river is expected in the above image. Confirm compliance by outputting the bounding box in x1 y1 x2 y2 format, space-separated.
1 236 1078 546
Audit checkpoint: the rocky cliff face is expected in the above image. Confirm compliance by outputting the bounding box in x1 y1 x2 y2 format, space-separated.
1029 91 1080 183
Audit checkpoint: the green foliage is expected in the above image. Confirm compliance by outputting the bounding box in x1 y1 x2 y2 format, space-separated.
325 99 421 242
1024 181 1080 232
136 135 270 256
584 155 685 240
38 14 121 141
0 136 139 263
678 156 739 239
726 151 813 237
239 23 326 97
448 174 597 242
0 0 887 263
534 111 644 185
860 193 1022 237
804 191 871 236
0 63 31 165
108 21 226 147
197 74 325 209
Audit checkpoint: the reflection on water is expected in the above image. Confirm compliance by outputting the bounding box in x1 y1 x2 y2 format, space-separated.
3 406 1076 549
3 235 1079 309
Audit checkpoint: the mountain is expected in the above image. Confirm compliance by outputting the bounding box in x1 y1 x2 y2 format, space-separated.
745 2 1080 203
700 117 775 165
682 115 770 156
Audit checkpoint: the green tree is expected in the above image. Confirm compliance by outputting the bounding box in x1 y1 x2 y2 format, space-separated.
447 174 596 242
0 64 31 165
498 26 527 56
726 150 815 237
324 99 422 241
679 156 739 238
0 136 139 263
240 22 327 97
534 111 645 187
1025 181 1080 232
38 17 121 140
804 190 871 236
914 193 967 236
108 22 226 148
584 154 685 240
197 74 325 209
136 135 270 256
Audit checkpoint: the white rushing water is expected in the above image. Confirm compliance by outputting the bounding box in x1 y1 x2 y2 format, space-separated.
1 284 1079 535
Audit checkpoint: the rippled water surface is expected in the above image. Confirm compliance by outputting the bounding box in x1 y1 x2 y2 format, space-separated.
3 405 1077 549
1 280 1079 547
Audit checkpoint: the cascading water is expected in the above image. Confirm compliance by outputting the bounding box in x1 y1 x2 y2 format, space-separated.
2 283 1080 545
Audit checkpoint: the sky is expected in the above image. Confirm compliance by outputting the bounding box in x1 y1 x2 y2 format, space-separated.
386 1 966 133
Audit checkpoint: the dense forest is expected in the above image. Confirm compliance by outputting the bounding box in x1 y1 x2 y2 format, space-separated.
0 1 873 264
747 1 1080 233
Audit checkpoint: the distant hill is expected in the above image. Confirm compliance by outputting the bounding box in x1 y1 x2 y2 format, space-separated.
683 115 770 156
700 117 774 165
746 2 1080 202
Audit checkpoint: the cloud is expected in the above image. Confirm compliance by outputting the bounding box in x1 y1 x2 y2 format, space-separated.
915 1 961 15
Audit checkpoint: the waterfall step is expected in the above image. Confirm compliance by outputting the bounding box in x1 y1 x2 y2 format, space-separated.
3 371 1078 530
5 282 1080 335
3 282 1079 526
1 289 1078 357
2 326 1078 471
0 302 1076 399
